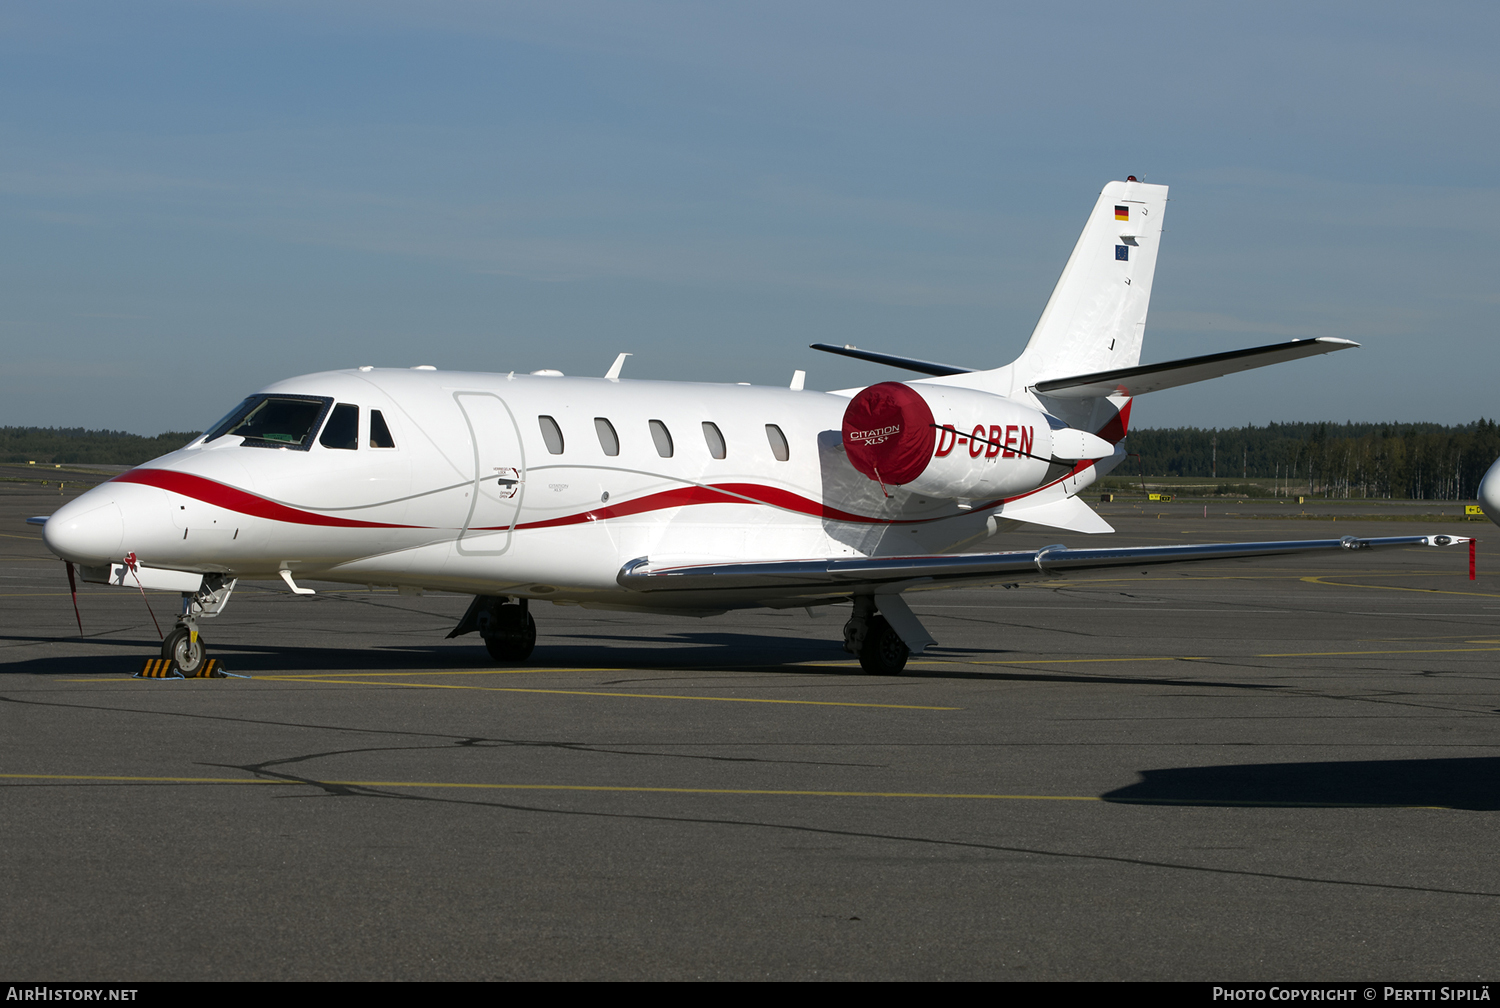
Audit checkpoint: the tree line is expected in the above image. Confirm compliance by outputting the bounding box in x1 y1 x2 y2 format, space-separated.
1123 420 1500 500
0 427 200 466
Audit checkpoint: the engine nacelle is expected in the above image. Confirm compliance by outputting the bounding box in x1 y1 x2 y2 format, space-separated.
841 382 1113 501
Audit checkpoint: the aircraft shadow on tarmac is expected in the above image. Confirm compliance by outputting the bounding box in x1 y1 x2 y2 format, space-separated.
1102 757 1500 811
0 631 855 675
0 632 1286 692
553 628 1011 655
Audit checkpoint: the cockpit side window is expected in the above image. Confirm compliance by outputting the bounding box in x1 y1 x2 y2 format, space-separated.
206 395 332 451
201 399 254 443
369 410 396 449
319 403 359 450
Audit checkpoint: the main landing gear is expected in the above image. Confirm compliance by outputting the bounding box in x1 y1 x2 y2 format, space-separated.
448 596 536 663
445 594 926 674
843 596 910 675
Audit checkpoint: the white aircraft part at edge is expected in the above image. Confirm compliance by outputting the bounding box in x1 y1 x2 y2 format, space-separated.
1478 457 1500 528
34 179 1467 675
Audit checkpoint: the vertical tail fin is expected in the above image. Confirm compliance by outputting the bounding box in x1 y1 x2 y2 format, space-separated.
1013 178 1168 384
914 177 1167 419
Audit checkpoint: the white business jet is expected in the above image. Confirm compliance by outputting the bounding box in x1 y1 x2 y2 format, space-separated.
34 178 1467 675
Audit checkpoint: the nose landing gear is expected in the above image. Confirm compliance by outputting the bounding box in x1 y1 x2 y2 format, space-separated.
161 625 209 675
158 575 237 676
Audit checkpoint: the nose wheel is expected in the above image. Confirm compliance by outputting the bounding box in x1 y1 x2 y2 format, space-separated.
161 625 209 675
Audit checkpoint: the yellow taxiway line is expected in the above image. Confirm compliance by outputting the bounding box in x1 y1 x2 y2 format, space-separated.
944 645 1500 665
261 668 562 677
1299 575 1500 598
0 772 1090 799
1257 646 1500 657
246 676 959 709
0 774 1459 808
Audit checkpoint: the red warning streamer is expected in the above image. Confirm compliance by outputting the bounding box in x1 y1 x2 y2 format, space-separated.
64 561 83 637
123 552 164 640
1470 539 1476 581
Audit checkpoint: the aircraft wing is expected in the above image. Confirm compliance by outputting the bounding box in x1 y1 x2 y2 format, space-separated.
1032 337 1358 399
619 534 1466 599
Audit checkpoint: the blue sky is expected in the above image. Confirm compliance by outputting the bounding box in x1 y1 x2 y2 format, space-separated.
2 1 1495 434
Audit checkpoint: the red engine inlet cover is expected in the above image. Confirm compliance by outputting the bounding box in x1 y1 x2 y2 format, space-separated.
841 382 937 486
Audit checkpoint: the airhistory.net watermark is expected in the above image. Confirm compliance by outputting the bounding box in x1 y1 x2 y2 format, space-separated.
5 990 139 1001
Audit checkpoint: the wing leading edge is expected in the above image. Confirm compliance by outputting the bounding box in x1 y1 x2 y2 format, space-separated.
619 534 1466 598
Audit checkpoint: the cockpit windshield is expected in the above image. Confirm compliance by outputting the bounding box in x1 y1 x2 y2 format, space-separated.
203 395 333 450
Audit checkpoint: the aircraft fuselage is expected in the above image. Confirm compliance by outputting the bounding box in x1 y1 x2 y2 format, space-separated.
44 367 1097 612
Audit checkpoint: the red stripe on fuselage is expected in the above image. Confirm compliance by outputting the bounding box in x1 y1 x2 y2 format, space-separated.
113 468 938 532
117 462 1114 533
507 482 925 531
117 460 1116 534
113 469 420 529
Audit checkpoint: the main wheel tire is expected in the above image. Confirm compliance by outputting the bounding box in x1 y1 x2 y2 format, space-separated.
484 612 537 663
161 627 208 675
857 615 909 675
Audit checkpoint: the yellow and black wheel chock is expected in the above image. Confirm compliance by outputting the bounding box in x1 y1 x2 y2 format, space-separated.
135 658 227 679
136 658 179 678
186 658 226 678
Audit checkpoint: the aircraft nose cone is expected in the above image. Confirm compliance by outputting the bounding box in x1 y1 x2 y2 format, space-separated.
1480 457 1500 530
43 500 125 565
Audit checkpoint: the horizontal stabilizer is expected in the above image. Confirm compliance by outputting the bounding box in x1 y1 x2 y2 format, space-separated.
619 534 1465 597
810 343 973 377
999 494 1114 534
1032 337 1358 399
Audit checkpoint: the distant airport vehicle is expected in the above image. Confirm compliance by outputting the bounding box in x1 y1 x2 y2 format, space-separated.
33 179 1467 674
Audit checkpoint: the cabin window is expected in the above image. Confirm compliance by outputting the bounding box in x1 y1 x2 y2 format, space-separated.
648 419 674 458
205 395 333 451
702 422 726 460
538 415 565 454
319 404 360 450
369 409 396 448
594 418 620 456
765 424 790 462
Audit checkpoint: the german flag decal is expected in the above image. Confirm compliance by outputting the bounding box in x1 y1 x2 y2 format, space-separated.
1114 205 1129 221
